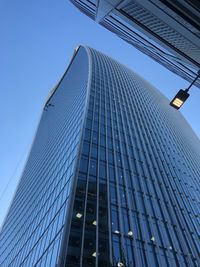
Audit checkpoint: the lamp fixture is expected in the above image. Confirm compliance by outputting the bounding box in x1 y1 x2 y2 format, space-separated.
170 70 200 109
151 236 155 242
128 230 133 237
170 89 190 109
92 252 96 257
92 220 97 226
76 212 83 219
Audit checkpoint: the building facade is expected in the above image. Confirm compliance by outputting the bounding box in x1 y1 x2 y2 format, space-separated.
70 0 200 88
0 46 200 267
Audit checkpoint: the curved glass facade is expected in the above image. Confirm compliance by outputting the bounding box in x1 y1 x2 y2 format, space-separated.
0 47 200 267
62 48 200 267
0 47 90 267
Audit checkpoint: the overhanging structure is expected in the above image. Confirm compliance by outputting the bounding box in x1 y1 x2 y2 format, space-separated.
71 0 200 88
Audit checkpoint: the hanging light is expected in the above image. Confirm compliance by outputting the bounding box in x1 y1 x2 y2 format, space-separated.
170 70 200 109
170 89 190 109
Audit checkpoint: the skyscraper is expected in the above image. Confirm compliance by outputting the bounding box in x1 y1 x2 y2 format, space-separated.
0 46 200 267
70 0 200 88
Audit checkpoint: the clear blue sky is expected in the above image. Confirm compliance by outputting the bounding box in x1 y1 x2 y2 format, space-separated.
0 0 199 227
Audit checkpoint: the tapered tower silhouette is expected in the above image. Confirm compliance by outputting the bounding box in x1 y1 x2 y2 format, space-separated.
0 47 200 267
